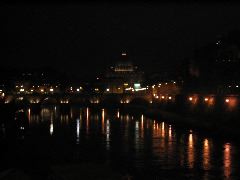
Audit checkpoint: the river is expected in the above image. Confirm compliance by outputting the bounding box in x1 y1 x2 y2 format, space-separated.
0 106 240 179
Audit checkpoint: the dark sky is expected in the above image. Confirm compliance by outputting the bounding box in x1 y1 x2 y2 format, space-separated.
4 2 240 78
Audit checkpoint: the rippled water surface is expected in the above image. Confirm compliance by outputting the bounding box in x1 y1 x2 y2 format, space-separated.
1 106 240 179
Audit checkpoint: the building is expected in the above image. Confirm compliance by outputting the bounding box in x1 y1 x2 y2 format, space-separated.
98 53 145 93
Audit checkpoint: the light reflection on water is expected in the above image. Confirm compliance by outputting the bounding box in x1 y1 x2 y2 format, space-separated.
21 106 240 179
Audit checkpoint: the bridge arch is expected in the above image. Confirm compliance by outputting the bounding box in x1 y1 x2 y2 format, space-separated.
129 97 150 106
41 97 59 105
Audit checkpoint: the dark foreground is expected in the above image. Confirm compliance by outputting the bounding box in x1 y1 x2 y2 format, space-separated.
1 106 240 179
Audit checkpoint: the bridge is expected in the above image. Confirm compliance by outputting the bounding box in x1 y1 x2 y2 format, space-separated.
4 92 153 105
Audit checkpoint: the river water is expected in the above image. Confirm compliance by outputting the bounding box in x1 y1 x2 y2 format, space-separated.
1 106 240 179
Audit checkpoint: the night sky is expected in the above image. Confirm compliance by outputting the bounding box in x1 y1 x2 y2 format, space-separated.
4 2 240 78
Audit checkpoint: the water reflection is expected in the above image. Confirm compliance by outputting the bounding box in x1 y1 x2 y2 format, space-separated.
117 109 120 118
161 122 165 138
102 109 105 134
50 120 53 135
223 143 232 179
203 139 211 170
106 119 110 150
76 118 80 144
18 106 240 179
168 125 172 140
86 108 89 134
188 132 194 169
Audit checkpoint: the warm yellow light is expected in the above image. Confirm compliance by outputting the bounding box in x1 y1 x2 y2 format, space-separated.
156 96 159 98
189 97 193 101
20 88 24 92
225 98 230 103
204 98 209 102
95 88 99 91
40 89 44 92
168 96 172 100
161 96 165 99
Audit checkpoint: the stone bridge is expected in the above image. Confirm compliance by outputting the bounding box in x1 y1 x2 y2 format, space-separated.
4 92 153 105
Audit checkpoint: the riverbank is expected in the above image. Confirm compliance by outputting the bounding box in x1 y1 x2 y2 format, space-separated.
143 106 240 142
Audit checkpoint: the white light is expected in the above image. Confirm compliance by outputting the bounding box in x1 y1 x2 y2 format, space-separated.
50 88 54 92
76 89 80 92
0 89 2 92
135 88 146 91
40 89 44 92
20 89 24 92
189 97 193 101
21 85 23 88
106 88 110 92
161 96 165 99
168 96 172 100
236 85 239 88
204 98 209 102
225 98 230 103
31 89 33 92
